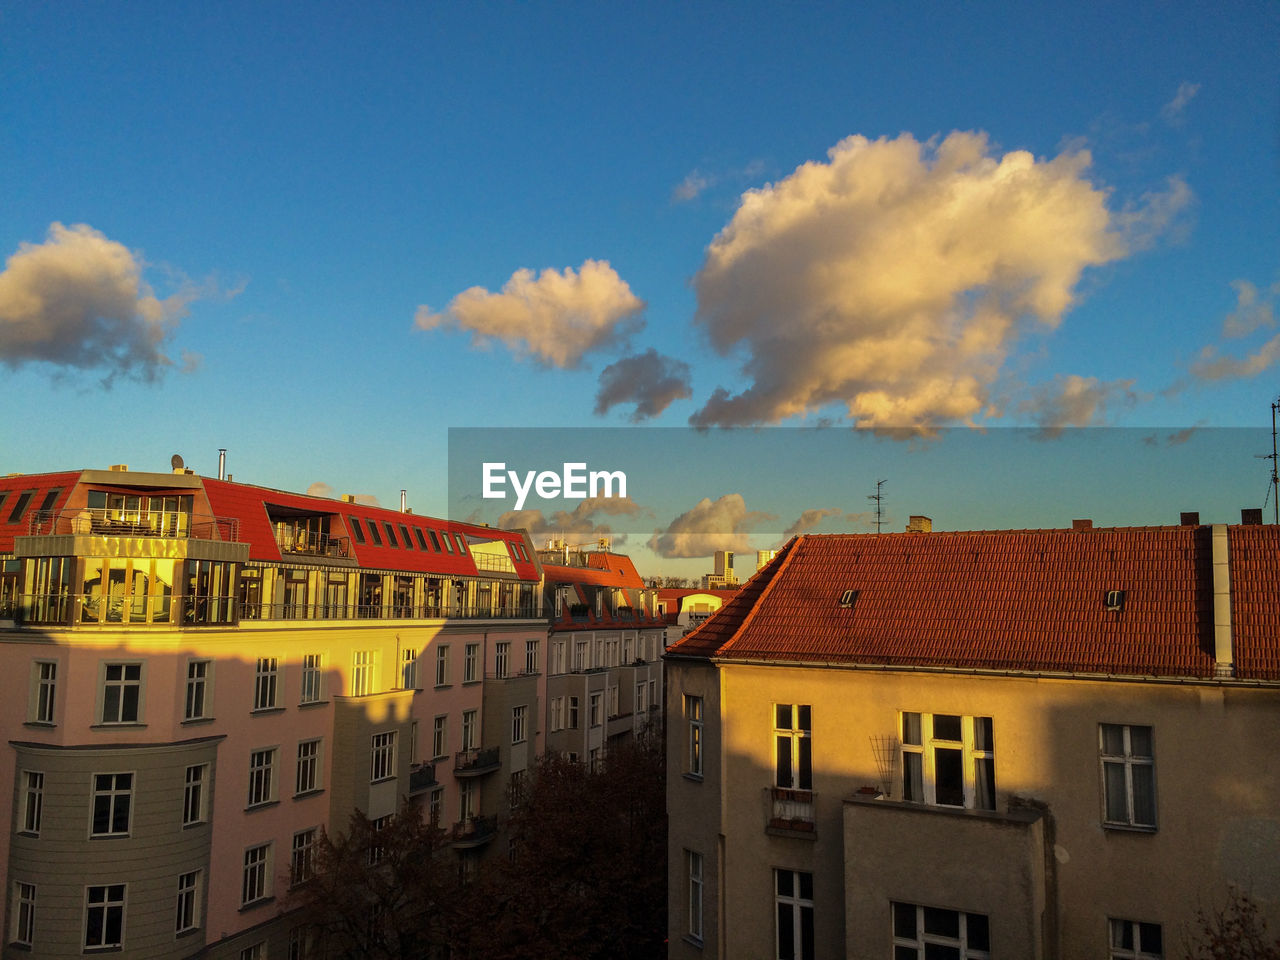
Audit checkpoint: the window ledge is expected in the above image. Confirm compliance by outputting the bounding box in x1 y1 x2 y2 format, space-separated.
293 788 325 800
176 926 201 940
1102 822 1158 834
245 800 280 813
462 679 482 686
298 699 329 709
22 720 55 729
238 895 275 913
433 683 452 690
88 833 131 840
182 820 209 830
180 717 215 726
682 772 704 783
250 707 286 716
370 776 397 786
681 934 704 950
90 722 146 730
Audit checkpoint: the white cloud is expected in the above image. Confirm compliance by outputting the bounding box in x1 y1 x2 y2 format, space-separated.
414 259 645 368
1222 279 1277 338
688 131 1189 430
1021 374 1139 435
1189 278 1280 382
594 348 693 421
497 496 644 543
0 222 198 382
646 493 774 559
782 507 843 537
306 482 335 498
672 170 712 203
1160 82 1201 125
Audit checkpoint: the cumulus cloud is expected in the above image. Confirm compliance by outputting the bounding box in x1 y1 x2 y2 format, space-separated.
594 348 693 421
306 482 335 498
497 496 644 542
1191 335 1280 381
1160 82 1201 125
687 131 1189 430
414 259 645 368
672 170 712 203
1190 278 1280 382
1222 279 1277 338
1021 374 1139 436
782 507 844 536
646 493 775 559
0 222 199 382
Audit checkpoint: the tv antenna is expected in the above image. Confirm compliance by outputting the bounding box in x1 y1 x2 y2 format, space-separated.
868 479 886 534
1260 400 1280 524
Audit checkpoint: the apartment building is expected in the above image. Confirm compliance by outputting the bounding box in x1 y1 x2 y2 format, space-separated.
657 588 739 638
540 548 665 766
666 520 1280 960
0 465 547 959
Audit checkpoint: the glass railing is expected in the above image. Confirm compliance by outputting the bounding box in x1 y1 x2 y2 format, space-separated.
26 509 239 542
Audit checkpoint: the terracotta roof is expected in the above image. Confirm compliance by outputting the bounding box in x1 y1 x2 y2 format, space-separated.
545 554 666 632
0 472 81 552
667 526 1280 680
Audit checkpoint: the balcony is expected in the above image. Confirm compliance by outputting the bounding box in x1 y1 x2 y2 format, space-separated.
275 530 351 560
450 814 497 849
765 786 817 838
471 552 516 574
26 508 239 542
408 763 437 796
453 747 500 777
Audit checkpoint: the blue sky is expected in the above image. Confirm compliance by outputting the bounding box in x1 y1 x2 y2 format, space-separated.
1 2 1277 575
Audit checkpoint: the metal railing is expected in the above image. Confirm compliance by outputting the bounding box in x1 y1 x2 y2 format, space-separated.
766 786 817 831
26 509 240 542
408 763 437 795
236 601 543 622
471 552 516 574
453 747 500 776
6 593 236 627
275 531 351 559
449 814 496 847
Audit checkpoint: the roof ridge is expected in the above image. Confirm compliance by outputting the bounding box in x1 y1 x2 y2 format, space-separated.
712 536 801 657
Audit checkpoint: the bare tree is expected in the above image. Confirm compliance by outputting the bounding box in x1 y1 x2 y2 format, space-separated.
1185 887 1280 960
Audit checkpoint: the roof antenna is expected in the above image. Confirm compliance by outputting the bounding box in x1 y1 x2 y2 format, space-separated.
1255 399 1279 524
868 479 886 534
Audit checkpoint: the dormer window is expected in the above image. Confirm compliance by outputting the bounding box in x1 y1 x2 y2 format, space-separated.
1104 589 1126 612
839 589 859 608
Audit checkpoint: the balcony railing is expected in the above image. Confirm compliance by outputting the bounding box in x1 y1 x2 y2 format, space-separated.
26 509 240 542
766 786 817 834
236 601 544 623
275 530 351 559
450 814 497 848
471 552 516 574
7 593 237 627
454 747 500 777
408 763 437 796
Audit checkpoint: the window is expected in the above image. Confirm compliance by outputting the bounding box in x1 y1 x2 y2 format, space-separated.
550 697 563 732
460 780 477 820
371 731 397 782
462 709 477 750
509 769 526 807
242 844 271 906
433 716 448 759
301 653 323 703
567 696 580 729
291 829 317 885
352 650 374 696
1109 918 1163 959
892 902 989 959
512 705 527 744
453 533 468 554
495 642 510 678
525 639 538 674
413 527 429 551
14 882 35 946
1104 589 1127 612
20 771 43 834
589 692 603 727
435 646 449 686
776 870 814 960
289 925 317 960
429 787 443 825
253 658 278 711
293 742 320 798
464 642 479 682
775 704 812 790
383 522 399 547
368 815 391 865
551 641 566 674
247 749 276 807
575 639 589 670
1101 724 1156 828
687 850 703 942
31 660 56 723
241 943 265 960
84 884 125 950
7 490 34 524
367 520 383 546
686 695 703 776
901 712 995 810
185 660 210 720
180 764 207 826
91 773 132 836
348 516 366 544
608 684 619 718
101 663 141 723
175 870 199 933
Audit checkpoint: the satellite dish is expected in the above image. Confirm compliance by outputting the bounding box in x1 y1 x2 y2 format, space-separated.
171 454 185 470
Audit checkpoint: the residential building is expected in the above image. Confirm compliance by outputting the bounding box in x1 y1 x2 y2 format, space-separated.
0 465 546 958
666 519 1280 960
657 588 739 638
540 547 665 764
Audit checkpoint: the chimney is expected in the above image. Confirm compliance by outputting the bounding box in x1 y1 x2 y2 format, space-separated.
905 515 932 533
401 490 407 513
342 495 357 503
218 449 227 481
1072 519 1092 531
1212 524 1235 678
1180 511 1199 526
109 464 129 472
1241 508 1263 526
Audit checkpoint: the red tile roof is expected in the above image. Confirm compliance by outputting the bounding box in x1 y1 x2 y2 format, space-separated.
544 553 665 632
0 472 81 552
667 526 1280 680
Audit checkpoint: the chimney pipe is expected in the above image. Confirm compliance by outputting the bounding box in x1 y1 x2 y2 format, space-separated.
1241 508 1263 526
400 489 407 513
218 449 226 481
1180 511 1199 526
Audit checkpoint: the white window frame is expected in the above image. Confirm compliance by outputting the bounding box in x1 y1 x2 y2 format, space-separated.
100 662 142 724
900 712 995 810
1108 917 1163 959
608 684 619 719
90 772 133 837
31 660 57 723
432 715 448 759
252 657 278 711
296 739 321 795
892 902 990 959
247 748 277 807
686 695 703 777
300 653 323 704
551 640 566 674
687 850 703 942
84 883 126 950
774 704 812 791
175 870 200 934
241 844 272 906
495 641 510 678
13 881 35 947
461 709 477 751
402 647 419 689
568 696 579 729
183 764 207 826
434 645 449 686
1100 723 1156 828
370 731 397 783
184 659 210 721
351 650 374 696
464 642 479 682
550 696 563 732
459 780 477 821
525 639 538 674
512 705 527 744
291 828 317 886
590 692 603 727
20 771 43 835
775 869 814 960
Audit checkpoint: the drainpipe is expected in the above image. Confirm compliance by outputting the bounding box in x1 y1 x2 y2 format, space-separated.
1211 524 1235 678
